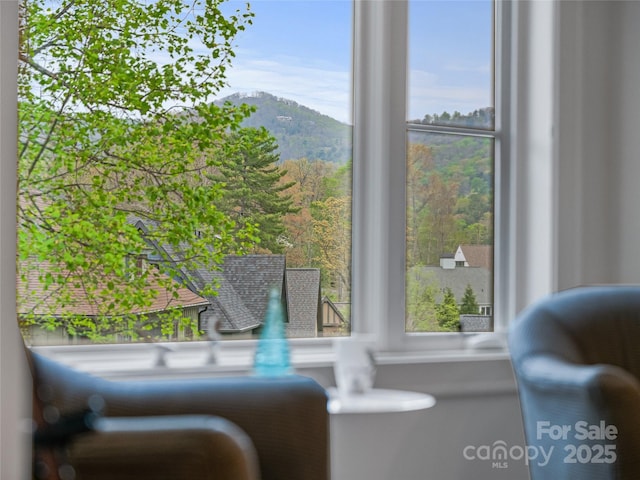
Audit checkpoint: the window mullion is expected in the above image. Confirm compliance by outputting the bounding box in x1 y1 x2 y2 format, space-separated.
351 0 408 350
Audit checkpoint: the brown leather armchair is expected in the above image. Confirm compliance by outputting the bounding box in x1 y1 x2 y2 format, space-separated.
30 350 329 480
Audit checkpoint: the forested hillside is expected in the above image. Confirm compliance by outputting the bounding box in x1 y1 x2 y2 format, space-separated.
216 92 352 164
225 93 494 269
226 94 494 324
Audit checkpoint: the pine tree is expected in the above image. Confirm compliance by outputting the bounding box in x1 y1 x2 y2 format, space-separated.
210 127 298 253
437 287 460 331
460 284 480 314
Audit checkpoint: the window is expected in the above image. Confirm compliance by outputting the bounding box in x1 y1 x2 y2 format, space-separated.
19 0 510 354
17 0 352 345
406 0 495 334
351 0 508 351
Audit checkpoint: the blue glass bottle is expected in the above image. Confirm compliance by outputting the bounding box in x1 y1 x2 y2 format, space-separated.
253 289 293 376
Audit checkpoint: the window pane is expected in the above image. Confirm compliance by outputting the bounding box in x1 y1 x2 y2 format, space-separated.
220 0 353 340
406 132 494 332
18 0 352 345
408 0 494 129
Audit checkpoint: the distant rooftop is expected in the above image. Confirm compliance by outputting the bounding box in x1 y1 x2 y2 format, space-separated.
456 245 493 270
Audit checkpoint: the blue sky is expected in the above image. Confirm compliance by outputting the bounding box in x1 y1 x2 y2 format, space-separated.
216 0 493 124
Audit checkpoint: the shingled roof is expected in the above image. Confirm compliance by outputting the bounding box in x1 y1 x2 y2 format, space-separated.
410 265 492 305
20 210 324 338
17 259 209 318
199 255 286 333
130 218 322 335
189 258 322 337
285 268 321 338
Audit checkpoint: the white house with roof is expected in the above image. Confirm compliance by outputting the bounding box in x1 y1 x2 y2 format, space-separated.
430 244 494 331
454 245 493 270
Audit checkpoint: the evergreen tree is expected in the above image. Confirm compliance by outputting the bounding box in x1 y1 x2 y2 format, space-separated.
210 127 298 253
436 287 460 331
460 284 480 314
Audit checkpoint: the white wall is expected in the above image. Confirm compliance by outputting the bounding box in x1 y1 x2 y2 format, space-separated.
0 2 30 479
556 0 640 288
317 358 529 480
611 2 640 282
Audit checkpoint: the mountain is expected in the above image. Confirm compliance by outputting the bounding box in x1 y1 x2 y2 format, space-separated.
215 92 352 164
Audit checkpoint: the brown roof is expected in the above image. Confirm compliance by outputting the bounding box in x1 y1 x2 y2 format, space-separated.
459 245 493 270
17 260 208 317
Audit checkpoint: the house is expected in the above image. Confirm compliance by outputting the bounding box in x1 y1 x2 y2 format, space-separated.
454 245 493 270
20 212 328 342
190 254 286 338
441 245 492 270
430 245 494 331
17 259 209 345
412 263 493 319
417 264 492 308
435 245 494 314
18 251 327 342
192 255 324 339
131 218 326 338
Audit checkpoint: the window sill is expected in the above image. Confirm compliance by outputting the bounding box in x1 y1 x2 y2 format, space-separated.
31 334 511 382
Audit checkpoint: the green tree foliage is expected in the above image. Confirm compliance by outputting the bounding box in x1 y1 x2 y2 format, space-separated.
407 144 433 265
280 158 338 267
312 196 351 302
406 130 493 267
418 172 459 264
436 287 460 331
406 269 439 332
209 127 298 254
414 107 494 129
17 0 258 340
460 284 480 314
322 160 352 199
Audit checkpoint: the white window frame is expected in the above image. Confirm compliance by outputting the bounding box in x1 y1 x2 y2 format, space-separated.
25 0 562 370
351 0 513 352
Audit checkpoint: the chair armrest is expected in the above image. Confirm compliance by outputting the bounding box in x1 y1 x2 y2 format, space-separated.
516 355 640 428
514 355 640 479
517 355 640 395
68 415 259 480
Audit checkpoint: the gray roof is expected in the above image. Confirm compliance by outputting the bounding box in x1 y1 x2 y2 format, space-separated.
409 265 492 305
131 217 321 334
285 269 321 338
460 315 493 332
130 219 247 331
203 255 286 333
